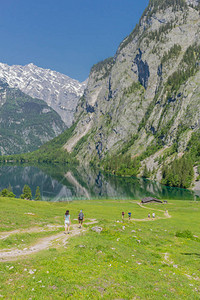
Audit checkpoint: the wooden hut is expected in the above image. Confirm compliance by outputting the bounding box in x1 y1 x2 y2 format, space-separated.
141 197 163 204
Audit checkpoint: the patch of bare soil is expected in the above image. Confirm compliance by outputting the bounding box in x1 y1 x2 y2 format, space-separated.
0 220 97 262
0 225 63 240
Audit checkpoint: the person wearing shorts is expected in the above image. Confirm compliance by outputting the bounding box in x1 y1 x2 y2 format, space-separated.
78 210 84 228
128 212 131 220
64 210 71 234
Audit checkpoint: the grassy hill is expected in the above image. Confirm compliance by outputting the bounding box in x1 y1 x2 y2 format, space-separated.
0 196 199 299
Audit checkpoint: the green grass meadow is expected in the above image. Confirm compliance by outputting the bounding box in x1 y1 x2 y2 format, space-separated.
0 197 200 299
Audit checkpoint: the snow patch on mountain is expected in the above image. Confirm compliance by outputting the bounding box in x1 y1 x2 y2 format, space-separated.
0 62 87 127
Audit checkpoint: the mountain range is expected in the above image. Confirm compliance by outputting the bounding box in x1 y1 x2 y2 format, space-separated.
2 0 200 188
0 63 87 155
0 62 86 127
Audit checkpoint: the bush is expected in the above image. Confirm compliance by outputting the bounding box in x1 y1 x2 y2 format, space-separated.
0 188 16 198
175 230 193 239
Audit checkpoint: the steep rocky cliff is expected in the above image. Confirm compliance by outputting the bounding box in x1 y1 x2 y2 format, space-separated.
0 63 86 127
0 81 66 155
63 0 200 177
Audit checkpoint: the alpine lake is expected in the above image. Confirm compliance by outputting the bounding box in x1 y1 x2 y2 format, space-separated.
0 164 199 201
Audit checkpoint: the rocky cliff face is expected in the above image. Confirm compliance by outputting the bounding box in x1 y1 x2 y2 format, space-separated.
64 0 200 171
0 81 66 155
0 63 86 127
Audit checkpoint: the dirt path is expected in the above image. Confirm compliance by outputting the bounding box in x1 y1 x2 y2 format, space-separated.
137 202 170 214
129 202 171 221
0 225 63 240
0 219 97 262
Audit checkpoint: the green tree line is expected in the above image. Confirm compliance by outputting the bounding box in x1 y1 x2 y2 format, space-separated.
0 185 41 200
161 155 194 188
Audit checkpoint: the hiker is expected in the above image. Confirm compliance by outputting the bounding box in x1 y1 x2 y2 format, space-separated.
78 210 84 228
148 213 151 219
64 210 71 234
152 212 155 219
128 211 131 220
122 211 125 219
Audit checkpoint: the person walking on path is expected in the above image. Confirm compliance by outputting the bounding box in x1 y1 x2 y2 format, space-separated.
64 210 71 234
78 210 84 228
128 211 131 220
152 212 155 219
122 211 125 220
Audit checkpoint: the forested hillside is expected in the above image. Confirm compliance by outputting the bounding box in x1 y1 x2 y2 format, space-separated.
0 81 66 155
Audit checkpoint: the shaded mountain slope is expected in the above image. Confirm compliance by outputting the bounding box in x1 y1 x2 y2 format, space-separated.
0 81 66 155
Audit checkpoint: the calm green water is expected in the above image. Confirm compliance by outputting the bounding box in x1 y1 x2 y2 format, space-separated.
0 164 199 201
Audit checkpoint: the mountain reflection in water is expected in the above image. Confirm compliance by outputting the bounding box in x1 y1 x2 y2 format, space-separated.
0 164 198 201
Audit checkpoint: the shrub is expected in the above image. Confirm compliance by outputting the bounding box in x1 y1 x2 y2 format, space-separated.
0 188 16 198
175 230 193 239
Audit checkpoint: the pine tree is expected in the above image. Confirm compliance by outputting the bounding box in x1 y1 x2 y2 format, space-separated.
8 184 12 192
35 186 41 200
21 185 32 200
161 155 194 188
143 165 150 178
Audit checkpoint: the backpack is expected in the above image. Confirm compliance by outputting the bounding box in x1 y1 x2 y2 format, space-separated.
79 212 84 219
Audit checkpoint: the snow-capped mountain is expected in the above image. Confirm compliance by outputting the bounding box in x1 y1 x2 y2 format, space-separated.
0 62 87 127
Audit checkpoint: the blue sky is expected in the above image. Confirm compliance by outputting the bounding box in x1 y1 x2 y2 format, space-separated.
0 0 149 81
